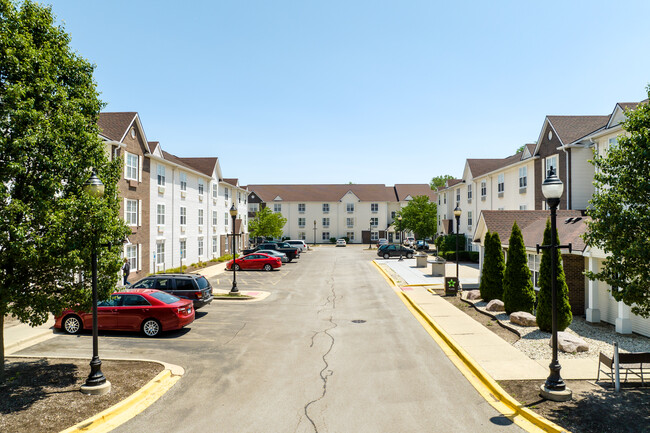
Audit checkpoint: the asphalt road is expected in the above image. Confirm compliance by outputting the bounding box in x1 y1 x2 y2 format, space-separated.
20 246 523 433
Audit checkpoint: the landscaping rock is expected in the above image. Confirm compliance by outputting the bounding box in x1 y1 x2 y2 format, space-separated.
486 299 505 312
510 311 537 327
551 331 589 353
465 290 481 301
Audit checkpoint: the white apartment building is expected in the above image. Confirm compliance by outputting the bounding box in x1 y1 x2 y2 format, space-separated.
247 184 436 244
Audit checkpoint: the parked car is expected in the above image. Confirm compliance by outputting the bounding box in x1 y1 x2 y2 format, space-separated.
226 253 282 271
131 274 213 309
415 240 429 250
336 238 347 247
377 244 415 259
55 289 195 337
243 242 300 261
285 240 308 252
377 238 388 247
257 249 289 263
403 236 416 247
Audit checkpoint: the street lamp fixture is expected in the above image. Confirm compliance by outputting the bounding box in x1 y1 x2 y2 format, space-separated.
397 216 403 261
454 204 462 280
369 219 373 250
537 167 572 402
80 172 110 395
229 204 239 295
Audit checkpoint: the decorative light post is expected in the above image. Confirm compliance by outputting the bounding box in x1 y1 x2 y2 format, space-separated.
230 204 239 294
313 220 317 247
369 219 373 250
537 167 572 402
81 172 110 395
398 216 403 261
453 204 462 280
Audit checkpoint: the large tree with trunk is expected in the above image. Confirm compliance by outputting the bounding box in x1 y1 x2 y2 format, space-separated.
0 0 129 381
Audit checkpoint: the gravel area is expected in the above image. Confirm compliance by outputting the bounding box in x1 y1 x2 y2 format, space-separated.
467 298 650 360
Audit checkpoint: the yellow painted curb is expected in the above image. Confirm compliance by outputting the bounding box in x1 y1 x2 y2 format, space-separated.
59 369 180 433
371 260 400 287
399 292 569 433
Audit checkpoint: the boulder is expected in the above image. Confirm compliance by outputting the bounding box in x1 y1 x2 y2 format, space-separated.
510 311 537 327
550 331 589 353
465 290 481 301
486 299 505 312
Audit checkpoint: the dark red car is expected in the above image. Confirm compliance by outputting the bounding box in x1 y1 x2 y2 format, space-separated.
226 253 282 271
54 289 195 337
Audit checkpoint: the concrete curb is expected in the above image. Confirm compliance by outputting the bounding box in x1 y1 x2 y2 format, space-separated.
399 293 569 433
5 326 57 355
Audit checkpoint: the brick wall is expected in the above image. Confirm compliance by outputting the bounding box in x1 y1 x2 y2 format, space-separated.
562 254 585 316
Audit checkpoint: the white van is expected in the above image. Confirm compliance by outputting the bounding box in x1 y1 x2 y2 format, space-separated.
285 240 308 252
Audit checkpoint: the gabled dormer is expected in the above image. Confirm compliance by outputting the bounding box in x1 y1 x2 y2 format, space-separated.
273 195 283 201
340 190 361 202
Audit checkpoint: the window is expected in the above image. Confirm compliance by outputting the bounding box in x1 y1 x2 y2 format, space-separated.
456 188 460 203
157 204 165 226
371 203 379 213
249 203 259 212
126 199 138 225
443 193 447 204
528 254 541 288
126 244 137 270
180 207 187 226
179 173 187 192
520 205 527 210
371 232 378 241
545 155 558 177
125 153 138 180
212 184 218 199
322 203 329 213
481 181 487 198
198 209 204 226
298 203 306 213
322 232 330 241
224 212 229 226
370 217 378 227
198 238 204 257
298 218 306 228
212 236 218 254
156 241 165 264
467 211 473 227
198 182 204 196
298 232 306 240
274 203 282 213
180 240 186 259
157 165 165 186
346 217 354 228
497 174 505 193
224 187 229 200
467 184 472 201
519 166 527 189
391 211 396 219
238 192 241 203
322 217 330 228
347 232 355 241
212 211 218 226
346 203 354 213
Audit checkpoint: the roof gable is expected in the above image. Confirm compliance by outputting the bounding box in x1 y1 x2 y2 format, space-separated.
179 157 220 178
245 184 401 203
536 116 609 151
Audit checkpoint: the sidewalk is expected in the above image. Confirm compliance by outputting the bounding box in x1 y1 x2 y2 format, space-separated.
4 316 57 355
379 258 597 380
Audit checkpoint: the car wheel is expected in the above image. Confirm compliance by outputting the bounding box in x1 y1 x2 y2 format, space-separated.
142 319 161 337
406 252 414 259
234 264 241 271
383 253 390 259
287 257 293 263
263 264 273 271
63 315 82 335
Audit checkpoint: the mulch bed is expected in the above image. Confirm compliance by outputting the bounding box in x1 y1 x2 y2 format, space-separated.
1 357 163 433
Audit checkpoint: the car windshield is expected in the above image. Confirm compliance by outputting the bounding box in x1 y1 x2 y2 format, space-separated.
196 276 210 290
149 291 181 304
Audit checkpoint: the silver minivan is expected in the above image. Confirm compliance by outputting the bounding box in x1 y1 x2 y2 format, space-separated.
285 240 308 252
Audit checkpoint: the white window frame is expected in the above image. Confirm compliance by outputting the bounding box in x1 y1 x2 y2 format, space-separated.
180 240 186 259
212 236 218 254
212 210 218 226
224 187 229 200
126 244 138 270
519 166 527 189
346 217 354 228
322 217 330 228
467 211 473 228
157 204 165 226
125 152 138 180
299 232 306 241
370 217 378 227
322 231 330 241
126 199 138 226
467 184 472 201
371 203 379 213
224 212 229 226
497 174 505 193
456 188 460 203
528 254 541 289
274 203 281 213
347 231 355 241
545 155 559 178
322 203 329 213
481 180 487 198
212 184 218 199
347 203 354 213
179 173 187 192
298 217 306 228
198 181 204 196
198 209 204 226
157 164 165 186
198 237 204 257
156 241 165 265
180 206 187 226
298 203 306 213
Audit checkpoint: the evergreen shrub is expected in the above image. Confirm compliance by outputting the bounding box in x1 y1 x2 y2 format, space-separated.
479 231 505 302
502 222 536 314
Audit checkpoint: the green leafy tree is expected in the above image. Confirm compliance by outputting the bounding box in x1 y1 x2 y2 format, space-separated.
399 195 437 240
536 220 572 332
430 175 454 190
0 0 129 381
248 206 287 240
479 231 505 302
584 89 650 317
502 222 535 314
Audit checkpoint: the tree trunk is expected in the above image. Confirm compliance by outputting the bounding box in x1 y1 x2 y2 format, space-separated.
0 313 5 383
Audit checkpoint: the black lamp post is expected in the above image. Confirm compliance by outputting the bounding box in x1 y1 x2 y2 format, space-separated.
454 204 462 279
230 204 238 294
537 167 572 401
81 172 110 395
397 216 403 261
313 220 317 247
369 219 372 250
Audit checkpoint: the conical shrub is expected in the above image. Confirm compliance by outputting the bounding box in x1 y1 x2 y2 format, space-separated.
503 221 535 314
479 231 505 302
536 219 573 332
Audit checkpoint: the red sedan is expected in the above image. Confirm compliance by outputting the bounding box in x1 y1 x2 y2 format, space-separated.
54 289 195 337
226 253 282 271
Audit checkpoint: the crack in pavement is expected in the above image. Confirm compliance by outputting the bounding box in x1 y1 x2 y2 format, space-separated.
224 322 246 345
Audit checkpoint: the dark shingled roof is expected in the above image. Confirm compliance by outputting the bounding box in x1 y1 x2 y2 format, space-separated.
98 112 137 142
394 184 437 201
247 184 400 202
178 157 219 177
476 210 588 252
161 151 200 172
467 151 523 178
148 141 159 153
547 115 609 144
223 178 239 187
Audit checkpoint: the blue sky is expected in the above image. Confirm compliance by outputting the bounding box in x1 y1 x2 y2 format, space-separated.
40 0 650 186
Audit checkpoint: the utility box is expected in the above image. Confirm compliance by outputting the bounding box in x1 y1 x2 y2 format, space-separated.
431 258 446 277
445 276 459 296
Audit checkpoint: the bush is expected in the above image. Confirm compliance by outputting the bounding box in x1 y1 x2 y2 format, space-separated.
436 234 466 253
480 231 505 302
536 219 573 332
330 237 336 244
503 222 536 314
439 251 478 262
